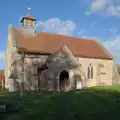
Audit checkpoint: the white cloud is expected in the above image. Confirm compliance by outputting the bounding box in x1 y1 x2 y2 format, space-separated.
88 0 120 16
90 0 108 12
36 18 76 36
107 5 120 16
109 27 118 33
78 29 87 35
0 51 5 60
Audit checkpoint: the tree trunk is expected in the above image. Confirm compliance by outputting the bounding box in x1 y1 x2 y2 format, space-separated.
37 68 41 91
20 53 25 99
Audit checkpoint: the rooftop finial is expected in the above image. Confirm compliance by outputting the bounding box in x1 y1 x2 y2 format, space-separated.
27 7 31 14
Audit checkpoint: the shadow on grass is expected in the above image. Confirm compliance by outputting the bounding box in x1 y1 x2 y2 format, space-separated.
1 86 120 120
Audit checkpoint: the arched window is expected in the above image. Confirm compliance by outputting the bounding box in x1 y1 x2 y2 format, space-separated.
88 66 91 79
87 64 93 79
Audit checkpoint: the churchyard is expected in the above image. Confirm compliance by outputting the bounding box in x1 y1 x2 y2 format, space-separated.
0 85 120 120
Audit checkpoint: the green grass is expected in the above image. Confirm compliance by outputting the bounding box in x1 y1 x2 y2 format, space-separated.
1 85 120 120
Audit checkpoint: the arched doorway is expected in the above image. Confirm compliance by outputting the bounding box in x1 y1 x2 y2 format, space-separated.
59 70 69 91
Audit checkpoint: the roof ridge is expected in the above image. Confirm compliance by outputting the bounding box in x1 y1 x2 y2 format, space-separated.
95 39 113 59
16 29 96 41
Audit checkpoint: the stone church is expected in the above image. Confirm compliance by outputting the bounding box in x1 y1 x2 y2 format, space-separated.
5 13 114 92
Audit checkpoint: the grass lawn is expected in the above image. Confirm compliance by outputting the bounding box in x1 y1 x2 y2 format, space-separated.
1 85 120 120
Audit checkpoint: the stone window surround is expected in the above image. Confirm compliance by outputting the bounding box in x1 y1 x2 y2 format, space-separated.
87 63 93 80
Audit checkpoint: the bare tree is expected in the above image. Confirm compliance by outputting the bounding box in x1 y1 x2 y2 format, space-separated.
9 52 25 99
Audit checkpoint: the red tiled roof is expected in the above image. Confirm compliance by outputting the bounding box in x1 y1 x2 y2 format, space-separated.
13 28 113 60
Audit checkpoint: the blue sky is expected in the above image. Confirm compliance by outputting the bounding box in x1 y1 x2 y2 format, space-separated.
0 0 120 68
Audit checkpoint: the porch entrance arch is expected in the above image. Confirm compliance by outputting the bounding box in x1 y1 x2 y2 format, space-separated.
59 70 69 91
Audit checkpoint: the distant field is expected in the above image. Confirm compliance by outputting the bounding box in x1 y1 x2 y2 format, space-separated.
1 85 120 120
